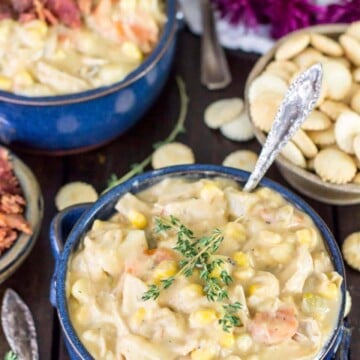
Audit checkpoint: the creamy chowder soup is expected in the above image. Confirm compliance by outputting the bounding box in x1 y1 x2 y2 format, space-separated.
67 178 342 359
0 0 165 96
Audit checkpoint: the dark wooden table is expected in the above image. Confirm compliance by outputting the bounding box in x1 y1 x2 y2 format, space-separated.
0 28 358 360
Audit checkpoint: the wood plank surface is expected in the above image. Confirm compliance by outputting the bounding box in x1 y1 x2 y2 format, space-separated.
0 27 358 360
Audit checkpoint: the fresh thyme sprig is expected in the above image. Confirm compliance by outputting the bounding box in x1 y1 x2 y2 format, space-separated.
142 216 242 332
219 302 242 332
104 77 189 193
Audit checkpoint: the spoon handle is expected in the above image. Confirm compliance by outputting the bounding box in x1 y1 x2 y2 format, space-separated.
200 0 231 90
243 63 323 192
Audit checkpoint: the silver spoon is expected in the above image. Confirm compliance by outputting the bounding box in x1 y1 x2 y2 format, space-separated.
243 63 323 192
200 0 231 90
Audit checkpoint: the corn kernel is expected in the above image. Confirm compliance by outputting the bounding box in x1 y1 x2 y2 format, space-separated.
132 307 146 325
181 283 204 297
128 210 147 229
232 252 250 268
190 309 217 326
191 348 216 360
225 222 246 242
326 271 343 287
296 228 317 248
0 75 12 91
200 181 223 201
122 41 142 60
14 70 34 88
219 332 235 348
153 260 178 281
209 258 231 279
319 283 338 300
247 284 260 296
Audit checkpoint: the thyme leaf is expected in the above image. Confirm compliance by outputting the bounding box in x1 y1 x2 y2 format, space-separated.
142 216 242 332
219 302 242 332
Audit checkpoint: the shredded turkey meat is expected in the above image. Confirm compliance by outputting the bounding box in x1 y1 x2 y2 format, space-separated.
0 148 32 253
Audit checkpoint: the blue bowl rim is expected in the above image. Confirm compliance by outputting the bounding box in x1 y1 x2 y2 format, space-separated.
0 0 177 107
55 164 346 359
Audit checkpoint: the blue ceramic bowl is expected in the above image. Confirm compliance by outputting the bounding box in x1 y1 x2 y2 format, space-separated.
0 146 43 283
0 0 177 155
49 164 348 359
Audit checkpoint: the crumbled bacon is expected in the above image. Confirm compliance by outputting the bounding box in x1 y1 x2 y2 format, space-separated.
47 0 81 28
0 148 32 254
3 0 82 27
0 2 14 20
0 213 32 234
0 194 26 214
0 227 17 253
10 0 33 13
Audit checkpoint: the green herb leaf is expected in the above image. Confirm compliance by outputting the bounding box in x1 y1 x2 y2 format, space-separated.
141 284 161 301
4 351 18 360
219 301 242 332
106 173 119 188
142 216 242 332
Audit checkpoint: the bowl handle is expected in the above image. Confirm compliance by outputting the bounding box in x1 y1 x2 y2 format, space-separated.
49 203 90 307
49 204 90 259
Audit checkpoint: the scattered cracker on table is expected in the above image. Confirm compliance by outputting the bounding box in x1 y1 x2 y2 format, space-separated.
222 150 258 172
342 231 360 271
344 290 352 317
151 142 195 169
275 32 311 61
314 148 356 184
204 98 243 129
334 111 360 154
281 141 307 168
220 111 254 142
55 181 98 211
